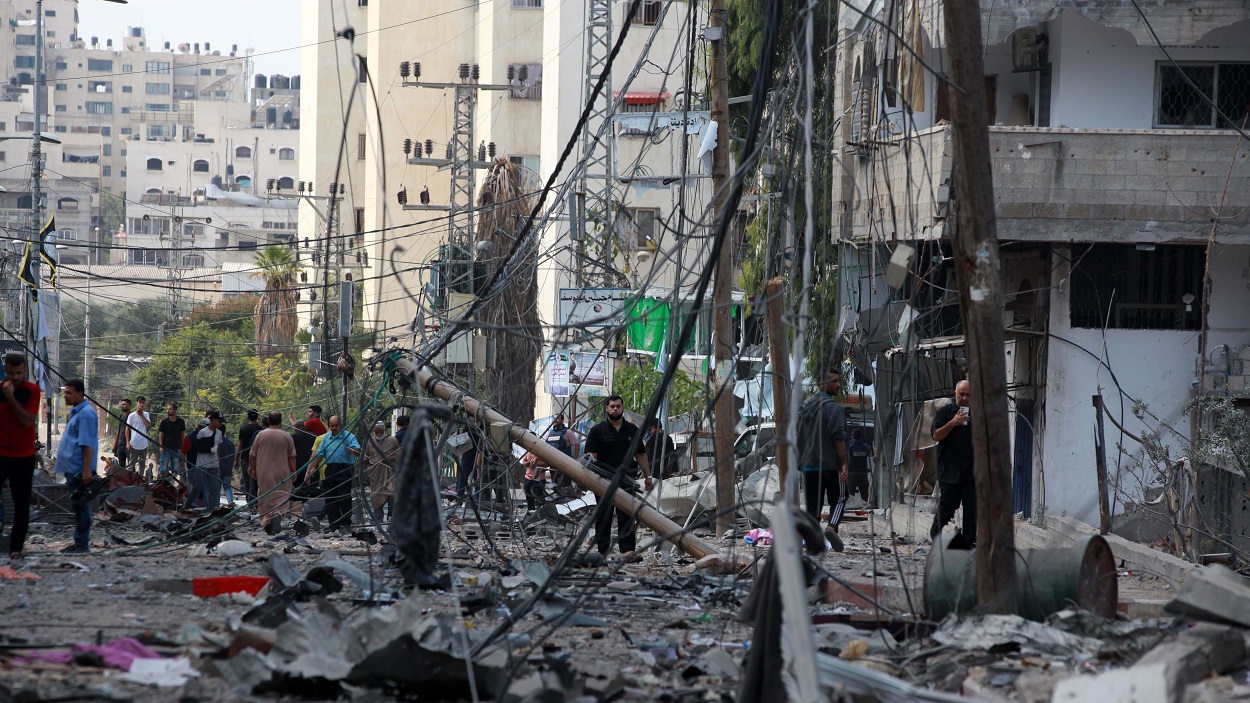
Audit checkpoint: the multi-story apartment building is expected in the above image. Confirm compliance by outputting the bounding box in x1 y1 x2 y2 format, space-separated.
833 2 1250 530
301 0 727 416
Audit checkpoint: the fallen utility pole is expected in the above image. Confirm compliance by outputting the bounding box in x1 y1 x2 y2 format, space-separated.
764 278 793 489
709 0 737 537
415 367 721 560
942 0 1019 614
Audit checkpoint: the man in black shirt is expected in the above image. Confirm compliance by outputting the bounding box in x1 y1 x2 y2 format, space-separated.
930 380 976 544
846 429 872 503
584 395 652 559
157 402 186 479
644 417 676 479
237 410 262 502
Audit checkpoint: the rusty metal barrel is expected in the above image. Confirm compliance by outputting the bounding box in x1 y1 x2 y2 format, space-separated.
924 533 1118 621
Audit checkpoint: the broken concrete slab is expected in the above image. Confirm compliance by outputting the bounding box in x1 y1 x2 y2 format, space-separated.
1165 564 1250 628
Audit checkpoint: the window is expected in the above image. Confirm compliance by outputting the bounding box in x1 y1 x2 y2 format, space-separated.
235 146 251 158
146 103 170 112
0 152 5 162
238 238 257 251
88 80 112 93
58 198 79 211
146 82 171 95
121 127 132 135
279 147 295 161
512 0 542 6
55 83 66 91
15 56 35 69
640 0 662 25
358 56 368 83
1068 244 1203 330
147 124 173 139
277 176 295 189
619 95 668 136
128 248 162 265
122 85 133 93
200 68 211 76
615 207 658 249
145 61 171 74
122 64 133 73
85 101 113 114
103 145 112 156
182 254 205 268
103 165 111 176
215 68 227 76
87 58 113 71
355 207 365 234
101 126 111 137
44 9 55 16
1156 62 1250 128
236 175 252 189
359 0 368 5
54 125 67 132
16 35 35 46
508 154 540 175
193 159 209 172
146 157 163 171
55 105 66 112
508 63 542 100
59 229 77 242
358 133 366 160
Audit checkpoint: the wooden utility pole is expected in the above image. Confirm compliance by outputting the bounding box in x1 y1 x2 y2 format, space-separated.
764 278 793 488
1092 394 1111 535
709 0 736 536
941 0 1018 614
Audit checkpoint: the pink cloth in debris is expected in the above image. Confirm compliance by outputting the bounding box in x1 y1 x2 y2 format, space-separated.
17 637 162 670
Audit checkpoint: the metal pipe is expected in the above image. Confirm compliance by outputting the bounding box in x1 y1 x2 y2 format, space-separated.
415 367 720 560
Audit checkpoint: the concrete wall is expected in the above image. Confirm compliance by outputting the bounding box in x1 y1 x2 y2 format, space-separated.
1041 243 1250 525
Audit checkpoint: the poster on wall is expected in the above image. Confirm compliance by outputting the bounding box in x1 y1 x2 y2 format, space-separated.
545 349 613 397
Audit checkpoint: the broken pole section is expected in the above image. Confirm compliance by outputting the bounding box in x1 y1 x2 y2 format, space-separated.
415 367 721 560
1092 394 1111 535
941 0 1019 614
765 278 794 489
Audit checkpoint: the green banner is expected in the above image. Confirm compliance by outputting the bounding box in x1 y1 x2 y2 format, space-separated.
625 298 670 353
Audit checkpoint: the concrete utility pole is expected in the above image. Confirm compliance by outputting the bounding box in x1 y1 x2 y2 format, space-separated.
709 0 736 536
764 278 793 488
941 0 1018 614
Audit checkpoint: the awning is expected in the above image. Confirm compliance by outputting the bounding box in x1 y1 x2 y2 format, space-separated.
614 91 671 105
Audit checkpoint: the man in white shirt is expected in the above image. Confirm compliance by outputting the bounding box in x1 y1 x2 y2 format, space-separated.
126 396 153 480
186 412 223 510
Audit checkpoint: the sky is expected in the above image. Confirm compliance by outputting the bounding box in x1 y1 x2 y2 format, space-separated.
77 0 302 78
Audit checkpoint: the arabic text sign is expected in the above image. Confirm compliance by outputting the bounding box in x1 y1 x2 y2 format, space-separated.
558 288 632 328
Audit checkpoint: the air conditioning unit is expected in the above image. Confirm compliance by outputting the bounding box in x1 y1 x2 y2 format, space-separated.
1012 28 1046 72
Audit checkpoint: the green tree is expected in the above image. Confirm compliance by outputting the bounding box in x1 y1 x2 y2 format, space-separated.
608 361 707 426
252 246 301 361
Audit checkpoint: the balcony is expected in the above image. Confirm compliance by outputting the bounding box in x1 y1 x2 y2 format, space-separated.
845 125 1250 245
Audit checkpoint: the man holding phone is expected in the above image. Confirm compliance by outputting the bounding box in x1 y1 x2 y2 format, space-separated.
930 380 976 544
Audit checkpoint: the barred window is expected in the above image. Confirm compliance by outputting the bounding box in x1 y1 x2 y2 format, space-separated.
1068 244 1203 330
1156 62 1250 128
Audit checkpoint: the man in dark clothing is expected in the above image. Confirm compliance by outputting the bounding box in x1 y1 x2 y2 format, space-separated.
394 415 410 445
796 369 848 551
112 398 132 473
584 395 652 559
543 412 579 491
931 380 976 543
846 429 872 503
237 411 262 502
644 417 676 479
291 420 316 489
215 427 236 510
157 403 186 479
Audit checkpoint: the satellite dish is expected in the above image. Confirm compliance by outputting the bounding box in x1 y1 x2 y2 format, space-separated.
178 43 190 53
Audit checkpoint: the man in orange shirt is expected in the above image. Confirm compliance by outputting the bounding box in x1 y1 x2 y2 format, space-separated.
0 354 40 559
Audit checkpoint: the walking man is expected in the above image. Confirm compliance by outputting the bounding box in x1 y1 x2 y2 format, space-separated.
930 380 977 544
57 379 97 554
237 410 262 501
250 411 297 534
584 395 652 560
157 402 185 479
1 354 40 560
364 421 399 519
797 368 848 552
846 429 873 504
307 416 360 531
112 398 131 474
126 396 153 479
545 412 580 491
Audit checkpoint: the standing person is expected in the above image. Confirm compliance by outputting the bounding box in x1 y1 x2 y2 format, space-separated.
394 415 411 445
304 405 327 436
930 380 976 544
0 354 40 560
364 422 399 520
544 412 580 492
250 411 297 534
644 417 677 479
306 416 360 532
187 413 223 510
126 397 153 479
157 402 185 479
797 368 849 552
237 410 262 502
57 379 97 554
291 420 315 489
473 427 513 511
215 423 236 510
111 398 132 474
846 429 873 504
584 395 653 560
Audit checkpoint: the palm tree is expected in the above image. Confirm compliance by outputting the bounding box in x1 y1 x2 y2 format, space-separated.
252 245 301 361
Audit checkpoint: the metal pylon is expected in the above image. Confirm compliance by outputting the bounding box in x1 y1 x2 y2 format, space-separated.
578 0 614 282
451 84 477 261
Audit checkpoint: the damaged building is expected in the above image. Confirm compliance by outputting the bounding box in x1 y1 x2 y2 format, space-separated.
833 0 1250 542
